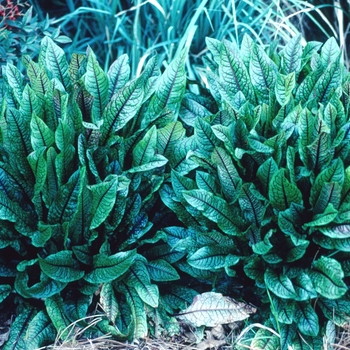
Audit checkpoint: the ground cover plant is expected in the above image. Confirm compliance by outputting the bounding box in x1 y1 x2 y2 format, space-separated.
1 2 350 350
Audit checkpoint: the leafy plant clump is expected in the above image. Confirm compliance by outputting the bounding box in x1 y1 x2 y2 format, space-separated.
1 33 350 350
159 35 350 348
0 36 193 348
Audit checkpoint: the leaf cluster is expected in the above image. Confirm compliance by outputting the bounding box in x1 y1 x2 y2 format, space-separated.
0 37 189 348
160 35 350 349
1 33 350 350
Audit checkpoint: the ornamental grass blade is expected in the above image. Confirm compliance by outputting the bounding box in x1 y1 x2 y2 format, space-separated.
177 292 256 328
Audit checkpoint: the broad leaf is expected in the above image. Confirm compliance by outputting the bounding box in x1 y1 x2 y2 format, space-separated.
89 175 118 229
294 302 319 336
269 169 302 211
84 250 136 284
264 269 297 299
309 256 347 299
146 48 187 123
39 251 84 283
177 292 255 327
85 50 108 121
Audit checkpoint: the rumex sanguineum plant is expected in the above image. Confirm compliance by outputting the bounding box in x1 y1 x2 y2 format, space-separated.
0 33 350 350
159 35 350 349
0 36 191 348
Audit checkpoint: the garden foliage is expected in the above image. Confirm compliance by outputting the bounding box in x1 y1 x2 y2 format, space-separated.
0 33 350 349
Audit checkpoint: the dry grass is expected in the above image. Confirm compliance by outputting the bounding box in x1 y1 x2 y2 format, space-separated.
38 319 350 350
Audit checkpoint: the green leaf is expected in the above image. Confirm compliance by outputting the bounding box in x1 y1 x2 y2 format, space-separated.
257 158 278 196
146 259 180 282
145 48 187 123
243 256 265 284
39 251 84 283
101 78 144 144
15 271 67 299
100 282 119 323
55 119 74 153
212 146 242 204
30 113 55 151
0 284 12 303
304 203 338 227
45 294 71 340
271 295 295 324
264 269 297 299
67 167 92 245
45 37 70 91
293 272 317 301
280 34 302 74
6 108 32 176
275 72 295 106
84 249 136 284
25 310 56 349
122 284 148 339
85 49 108 121
250 43 277 103
6 63 24 102
269 169 302 211
250 326 280 350
108 53 130 99
195 117 220 156
279 323 297 350
310 158 344 207
188 246 233 270
219 40 254 103
314 182 341 216
20 84 42 120
294 302 319 336
318 297 350 326
126 260 159 308
309 256 347 299
89 175 118 229
315 58 342 104
48 169 81 224
320 37 341 68
196 170 218 194
132 126 157 166
171 169 196 199
3 306 36 350
239 183 266 227
157 121 186 157
177 292 255 328
179 93 212 126
183 189 243 235
252 230 273 255
127 154 168 173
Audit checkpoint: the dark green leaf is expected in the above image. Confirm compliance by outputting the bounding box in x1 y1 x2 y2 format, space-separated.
89 175 118 229
145 48 187 123
84 249 136 284
101 78 144 143
126 260 159 308
85 50 108 121
39 251 84 283
294 302 319 336
269 169 302 211
45 294 71 340
309 256 347 299
146 259 180 282
100 282 119 323
108 54 130 99
45 37 70 91
264 269 297 299
25 310 56 349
